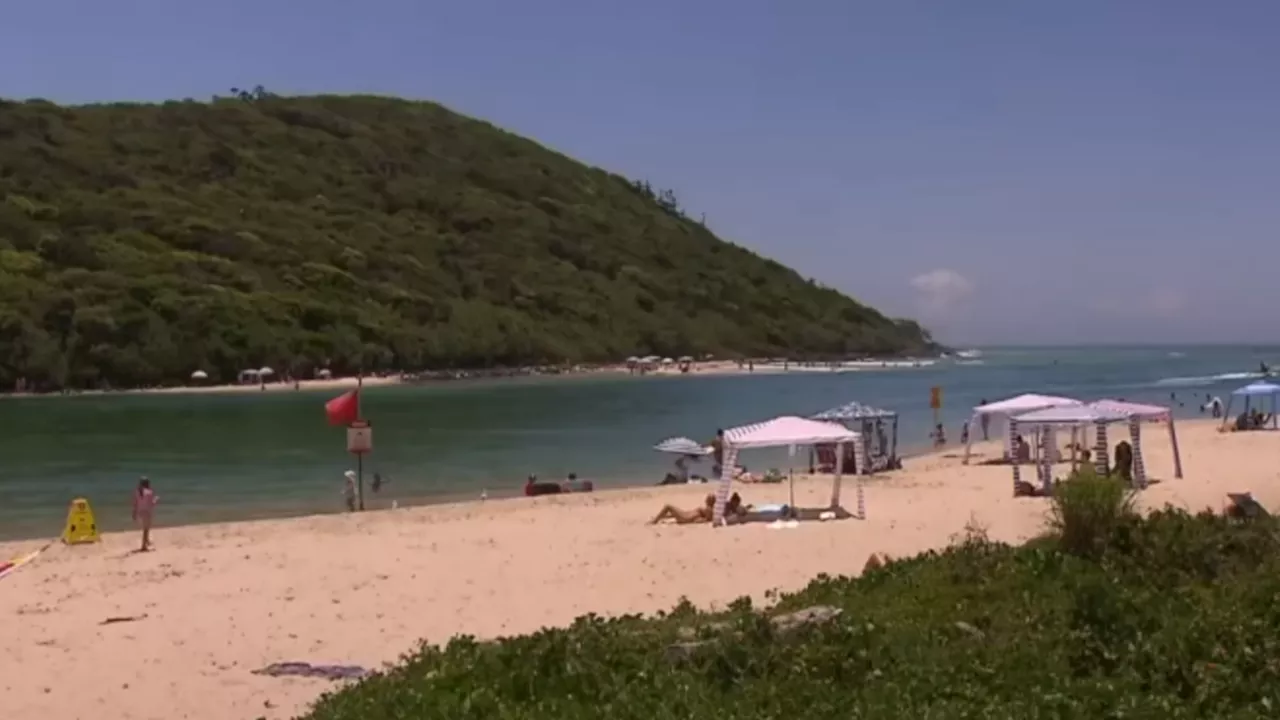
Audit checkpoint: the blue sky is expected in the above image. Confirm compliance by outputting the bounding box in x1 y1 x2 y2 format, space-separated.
4 1 1278 345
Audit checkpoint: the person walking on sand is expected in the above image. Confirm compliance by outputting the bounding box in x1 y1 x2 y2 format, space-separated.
342 470 357 512
710 428 725 475
132 476 159 551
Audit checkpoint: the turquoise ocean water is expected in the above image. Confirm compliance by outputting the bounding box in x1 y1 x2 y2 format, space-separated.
0 345 1275 540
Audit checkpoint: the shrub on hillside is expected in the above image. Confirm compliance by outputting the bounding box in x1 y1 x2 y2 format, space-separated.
300 510 1280 720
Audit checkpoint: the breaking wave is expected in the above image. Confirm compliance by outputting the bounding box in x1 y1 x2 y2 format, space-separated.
1154 372 1262 388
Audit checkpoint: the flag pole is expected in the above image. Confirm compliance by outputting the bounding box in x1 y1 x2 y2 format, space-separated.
356 371 365 511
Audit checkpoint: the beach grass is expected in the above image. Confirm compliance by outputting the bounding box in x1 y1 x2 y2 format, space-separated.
301 507 1280 719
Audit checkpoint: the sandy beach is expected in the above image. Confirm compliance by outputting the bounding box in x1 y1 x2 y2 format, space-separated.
0 357 946 401
0 375 407 399
1 417 1272 720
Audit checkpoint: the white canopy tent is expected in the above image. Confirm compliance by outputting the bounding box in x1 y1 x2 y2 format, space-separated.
1222 381 1280 430
1009 400 1180 495
1092 399 1184 480
713 416 863 526
963 393 1083 464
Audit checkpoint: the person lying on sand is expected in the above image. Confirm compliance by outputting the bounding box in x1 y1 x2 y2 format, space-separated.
649 493 747 525
524 474 563 497
649 494 715 525
561 473 594 493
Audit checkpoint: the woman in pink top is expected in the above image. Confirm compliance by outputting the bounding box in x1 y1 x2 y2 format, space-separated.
132 476 159 551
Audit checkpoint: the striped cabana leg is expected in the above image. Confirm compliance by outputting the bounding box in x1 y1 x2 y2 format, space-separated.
853 439 866 518
1039 425 1053 495
1167 415 1183 479
1009 418 1021 495
831 441 845 508
1129 417 1147 489
1069 425 1080 470
1093 421 1109 476
712 446 739 526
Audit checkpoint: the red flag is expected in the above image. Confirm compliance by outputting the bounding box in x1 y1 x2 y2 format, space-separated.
325 390 360 426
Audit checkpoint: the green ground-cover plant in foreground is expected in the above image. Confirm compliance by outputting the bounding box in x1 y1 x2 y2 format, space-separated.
302 508 1280 719
1049 465 1138 558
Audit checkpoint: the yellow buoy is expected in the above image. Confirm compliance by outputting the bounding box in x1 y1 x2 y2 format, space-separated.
61 498 100 545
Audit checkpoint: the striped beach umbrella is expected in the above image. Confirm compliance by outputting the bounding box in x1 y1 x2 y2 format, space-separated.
653 437 712 455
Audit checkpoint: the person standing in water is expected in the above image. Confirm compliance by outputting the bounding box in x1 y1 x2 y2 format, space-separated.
132 476 159 552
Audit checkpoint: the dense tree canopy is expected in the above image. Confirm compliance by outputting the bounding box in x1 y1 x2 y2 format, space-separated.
0 91 936 390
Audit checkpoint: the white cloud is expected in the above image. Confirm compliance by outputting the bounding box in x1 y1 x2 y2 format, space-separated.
909 268 974 316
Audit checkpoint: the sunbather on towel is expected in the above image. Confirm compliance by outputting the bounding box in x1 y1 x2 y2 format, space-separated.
524 474 563 497
649 494 715 525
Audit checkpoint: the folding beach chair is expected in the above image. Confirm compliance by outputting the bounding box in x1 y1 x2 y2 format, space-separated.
1226 492 1270 521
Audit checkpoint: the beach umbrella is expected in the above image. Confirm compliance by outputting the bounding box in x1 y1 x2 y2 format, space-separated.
654 437 712 455
190 370 208 380
259 366 275 376
678 355 694 362
661 357 674 364
317 368 333 378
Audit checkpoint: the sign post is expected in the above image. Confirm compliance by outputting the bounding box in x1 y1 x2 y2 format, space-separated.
347 420 372 509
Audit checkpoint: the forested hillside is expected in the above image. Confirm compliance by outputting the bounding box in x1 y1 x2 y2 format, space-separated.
0 90 935 389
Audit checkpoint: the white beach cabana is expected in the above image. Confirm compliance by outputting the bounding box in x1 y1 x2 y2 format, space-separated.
1009 404 1130 495
1222 381 1280 430
809 401 900 473
963 393 1083 464
713 416 864 526
1092 399 1184 480
1009 400 1180 495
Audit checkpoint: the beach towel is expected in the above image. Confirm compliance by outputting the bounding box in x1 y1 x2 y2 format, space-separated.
0 542 52 581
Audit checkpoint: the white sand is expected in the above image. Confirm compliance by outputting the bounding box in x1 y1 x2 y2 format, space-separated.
0 418 1271 720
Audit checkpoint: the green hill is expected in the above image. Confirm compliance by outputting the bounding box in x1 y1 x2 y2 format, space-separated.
0 90 935 390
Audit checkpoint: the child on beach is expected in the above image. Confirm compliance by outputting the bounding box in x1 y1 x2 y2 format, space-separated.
343 470 357 511
132 476 158 551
